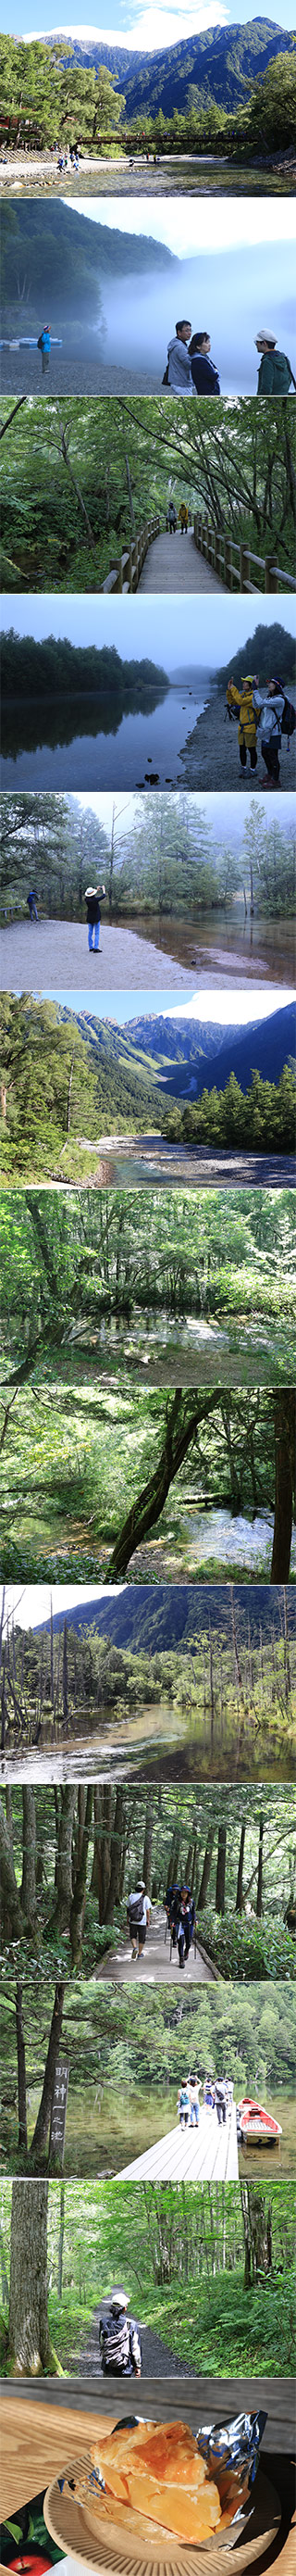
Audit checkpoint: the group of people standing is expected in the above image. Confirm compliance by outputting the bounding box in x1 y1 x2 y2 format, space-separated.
178 2074 234 2130
165 320 295 398
226 673 295 785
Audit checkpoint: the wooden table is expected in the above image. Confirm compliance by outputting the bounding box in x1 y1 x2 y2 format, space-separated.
1 2385 295 2575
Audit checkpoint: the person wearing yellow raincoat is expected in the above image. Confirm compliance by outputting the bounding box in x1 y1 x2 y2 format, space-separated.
179 502 189 534
226 673 258 772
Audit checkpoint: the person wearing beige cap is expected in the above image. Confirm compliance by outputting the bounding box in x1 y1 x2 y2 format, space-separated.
84 884 106 952
255 333 296 395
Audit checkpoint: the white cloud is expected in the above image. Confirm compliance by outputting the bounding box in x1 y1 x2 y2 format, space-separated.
168 987 296 1024
23 6 227 49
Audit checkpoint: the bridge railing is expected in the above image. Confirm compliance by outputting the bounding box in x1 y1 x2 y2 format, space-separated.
193 514 296 594
103 514 160 594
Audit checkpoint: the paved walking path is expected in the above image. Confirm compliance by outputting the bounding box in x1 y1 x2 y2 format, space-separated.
0 916 196 992
96 1905 216 1984
119 2102 239 2183
138 532 224 594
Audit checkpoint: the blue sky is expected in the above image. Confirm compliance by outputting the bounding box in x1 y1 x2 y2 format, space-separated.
15 3 296 45
29 986 296 1021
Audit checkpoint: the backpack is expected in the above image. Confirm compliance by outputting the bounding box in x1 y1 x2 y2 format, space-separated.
129 1892 144 1924
100 2311 130 2369
37 335 43 350
162 360 169 384
280 696 296 736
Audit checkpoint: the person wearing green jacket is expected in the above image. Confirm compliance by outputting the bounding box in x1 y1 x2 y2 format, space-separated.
255 333 295 395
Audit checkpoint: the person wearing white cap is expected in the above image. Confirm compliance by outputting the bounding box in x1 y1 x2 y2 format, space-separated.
84 884 106 952
255 333 296 396
99 2291 142 2376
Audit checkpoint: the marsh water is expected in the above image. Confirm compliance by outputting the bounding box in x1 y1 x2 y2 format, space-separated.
17 2082 295 2178
0 683 206 793
128 909 296 985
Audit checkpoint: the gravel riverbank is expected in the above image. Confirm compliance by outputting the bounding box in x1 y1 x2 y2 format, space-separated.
0 350 160 397
180 689 296 793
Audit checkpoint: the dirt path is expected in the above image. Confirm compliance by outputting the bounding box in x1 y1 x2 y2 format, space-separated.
95 1905 216 1983
0 916 196 992
73 2306 191 2380
180 690 296 793
138 533 224 594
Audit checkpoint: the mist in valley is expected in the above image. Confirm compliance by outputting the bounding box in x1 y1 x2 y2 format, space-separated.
97 237 296 392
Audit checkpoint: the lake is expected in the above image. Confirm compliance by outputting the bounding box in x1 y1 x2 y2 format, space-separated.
0 684 205 792
8 2081 293 2180
127 909 296 986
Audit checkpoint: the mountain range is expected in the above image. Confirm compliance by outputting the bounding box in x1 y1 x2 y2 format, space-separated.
57 999 296 1117
34 1583 291 1652
42 19 294 116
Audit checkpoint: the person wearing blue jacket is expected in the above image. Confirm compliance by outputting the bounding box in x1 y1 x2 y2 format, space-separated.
38 325 51 376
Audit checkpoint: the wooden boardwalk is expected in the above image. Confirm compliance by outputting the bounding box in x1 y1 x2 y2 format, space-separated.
137 531 224 593
96 1906 216 1984
118 2101 239 2183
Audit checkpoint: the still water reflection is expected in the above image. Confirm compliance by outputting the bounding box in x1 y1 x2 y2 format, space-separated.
1 684 205 792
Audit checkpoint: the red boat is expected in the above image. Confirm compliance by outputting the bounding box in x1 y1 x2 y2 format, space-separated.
238 2096 282 2148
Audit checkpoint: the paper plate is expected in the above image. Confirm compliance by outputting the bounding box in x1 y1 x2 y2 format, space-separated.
43 2450 280 2576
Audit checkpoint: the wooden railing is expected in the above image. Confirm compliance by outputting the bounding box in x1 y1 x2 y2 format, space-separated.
193 514 296 594
103 514 160 594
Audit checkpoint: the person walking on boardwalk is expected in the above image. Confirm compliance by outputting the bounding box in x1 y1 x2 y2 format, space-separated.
166 501 178 532
84 884 106 951
215 2077 228 2127
226 674 258 773
255 332 296 396
177 1885 195 1967
178 2080 191 2129
37 324 51 376
127 1880 151 1959
189 2072 201 2127
99 2291 142 2377
179 503 189 534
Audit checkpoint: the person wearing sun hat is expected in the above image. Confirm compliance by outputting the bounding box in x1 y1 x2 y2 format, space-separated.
84 884 106 952
255 333 296 396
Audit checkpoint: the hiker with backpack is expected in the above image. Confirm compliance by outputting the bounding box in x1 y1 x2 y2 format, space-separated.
166 501 178 532
178 2080 191 2129
127 1879 151 1958
176 1885 195 1967
38 324 51 375
99 2291 142 2377
215 2078 228 2128
255 333 296 396
253 673 291 785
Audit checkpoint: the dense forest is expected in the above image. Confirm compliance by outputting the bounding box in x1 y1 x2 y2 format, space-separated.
0 1181 294 1398
216 619 295 690
1 200 174 335
1 791 294 924
0 993 295 1179
0 2173 295 2380
1 633 167 705
1 1581 294 1783
0 1779 295 1982
1 29 295 159
1 396 295 597
0 1198 295 1590
0 1975 295 2179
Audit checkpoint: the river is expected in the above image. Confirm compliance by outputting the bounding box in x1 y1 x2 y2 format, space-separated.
0 684 205 793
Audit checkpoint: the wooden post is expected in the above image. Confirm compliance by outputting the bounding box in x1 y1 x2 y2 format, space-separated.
240 543 250 590
265 557 278 591
49 2060 69 2171
224 534 232 589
